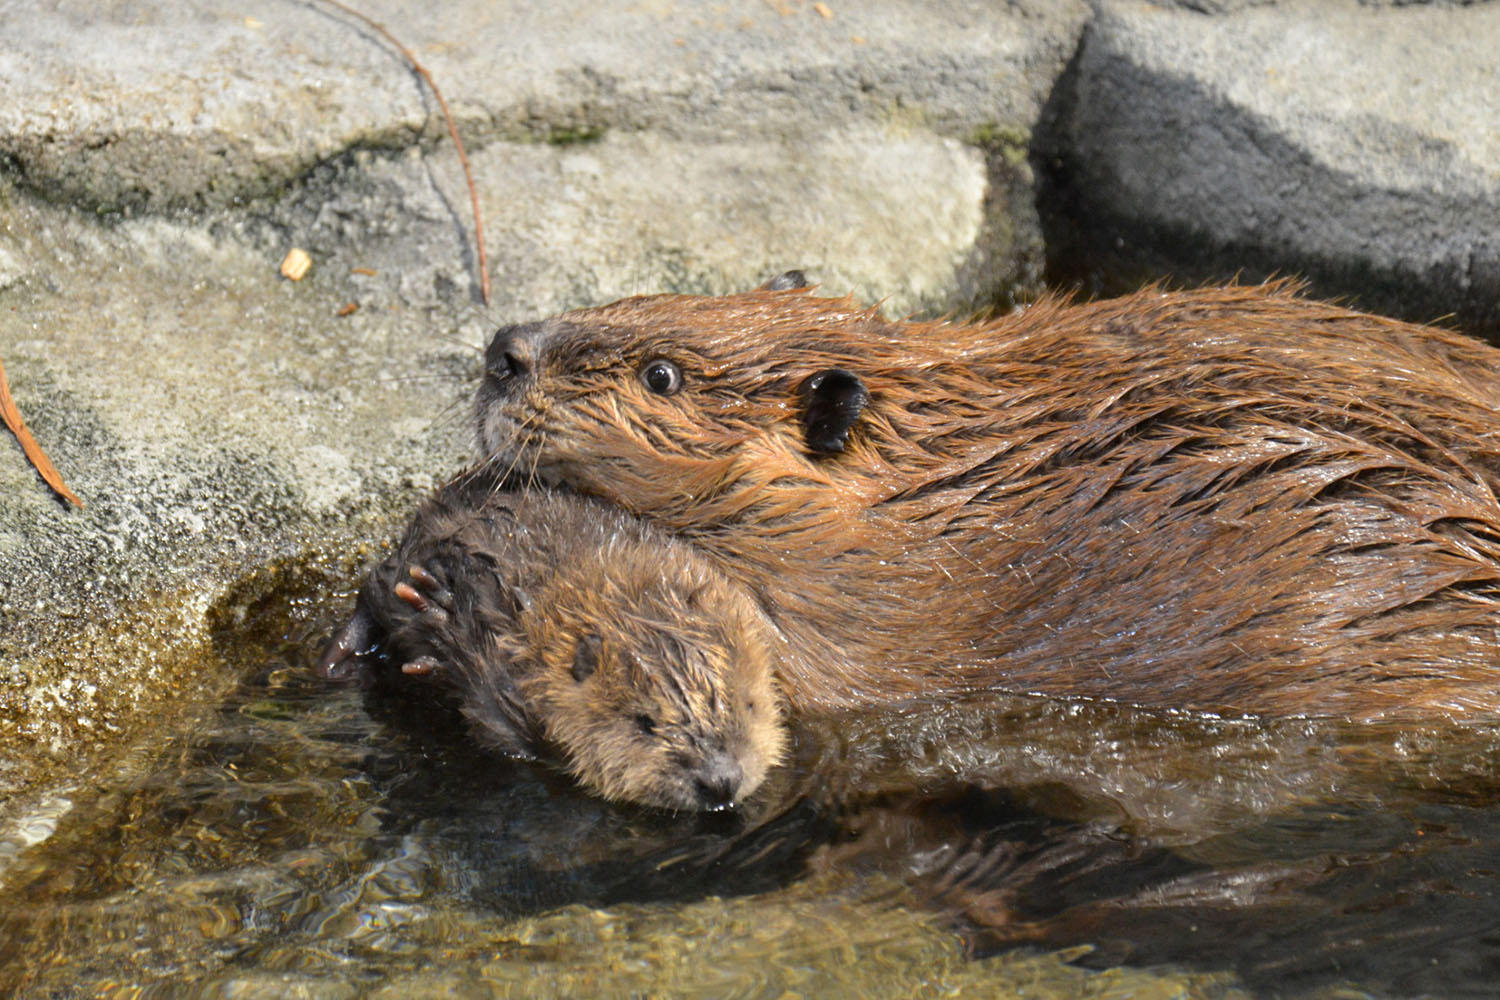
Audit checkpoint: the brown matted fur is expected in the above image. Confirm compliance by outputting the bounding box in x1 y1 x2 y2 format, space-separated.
475 280 1500 720
322 473 787 811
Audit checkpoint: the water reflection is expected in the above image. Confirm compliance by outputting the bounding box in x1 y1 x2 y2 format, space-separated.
4 598 1500 997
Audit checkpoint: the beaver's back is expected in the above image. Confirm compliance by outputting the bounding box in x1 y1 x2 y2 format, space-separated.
881 288 1500 718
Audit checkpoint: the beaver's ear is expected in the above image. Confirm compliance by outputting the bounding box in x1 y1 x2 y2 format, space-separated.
797 368 868 455
758 269 810 291
571 633 602 683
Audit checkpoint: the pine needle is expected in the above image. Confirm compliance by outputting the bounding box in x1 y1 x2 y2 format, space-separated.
0 351 83 507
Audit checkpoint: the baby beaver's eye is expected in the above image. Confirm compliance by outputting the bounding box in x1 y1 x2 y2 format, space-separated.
639 359 683 396
635 714 657 736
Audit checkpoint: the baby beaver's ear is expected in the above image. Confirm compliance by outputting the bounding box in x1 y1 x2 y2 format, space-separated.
572 633 602 683
758 269 810 291
797 368 869 455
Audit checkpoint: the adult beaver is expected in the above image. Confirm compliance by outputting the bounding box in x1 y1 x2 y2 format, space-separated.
473 278 1500 721
319 472 787 811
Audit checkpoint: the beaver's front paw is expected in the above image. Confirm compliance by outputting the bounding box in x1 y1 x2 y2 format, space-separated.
392 564 457 676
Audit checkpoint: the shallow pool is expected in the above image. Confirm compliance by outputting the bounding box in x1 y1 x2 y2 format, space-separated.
4 592 1500 998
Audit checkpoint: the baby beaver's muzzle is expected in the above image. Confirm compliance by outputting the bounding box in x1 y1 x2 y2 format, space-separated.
691 753 746 812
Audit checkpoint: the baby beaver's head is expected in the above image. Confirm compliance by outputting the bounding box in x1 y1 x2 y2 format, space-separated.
473 277 940 530
514 541 787 812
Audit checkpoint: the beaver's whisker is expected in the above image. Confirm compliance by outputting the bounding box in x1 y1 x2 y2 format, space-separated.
370 372 472 386
418 390 479 441
525 430 544 493
425 328 487 354
475 412 528 471
454 301 507 338
361 382 474 447
486 411 544 494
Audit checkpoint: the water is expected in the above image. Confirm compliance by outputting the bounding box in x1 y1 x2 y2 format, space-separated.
4 584 1500 997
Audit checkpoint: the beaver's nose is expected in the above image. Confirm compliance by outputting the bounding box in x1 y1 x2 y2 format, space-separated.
694 757 744 811
484 321 549 391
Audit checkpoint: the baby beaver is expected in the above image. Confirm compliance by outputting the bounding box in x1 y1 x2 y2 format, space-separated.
319 472 787 811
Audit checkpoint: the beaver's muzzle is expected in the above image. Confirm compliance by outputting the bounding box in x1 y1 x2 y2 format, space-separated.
483 320 554 397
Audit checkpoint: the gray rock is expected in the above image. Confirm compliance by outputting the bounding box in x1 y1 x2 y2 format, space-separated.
1037 0 1500 335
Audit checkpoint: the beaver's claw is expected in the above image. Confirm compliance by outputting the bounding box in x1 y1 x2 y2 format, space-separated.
316 607 378 681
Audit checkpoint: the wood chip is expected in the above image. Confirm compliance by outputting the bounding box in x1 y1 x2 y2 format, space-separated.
337 302 359 317
279 248 312 281
814 2 833 18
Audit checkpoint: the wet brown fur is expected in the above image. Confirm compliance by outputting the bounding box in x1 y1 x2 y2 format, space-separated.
341 474 787 810
476 281 1500 720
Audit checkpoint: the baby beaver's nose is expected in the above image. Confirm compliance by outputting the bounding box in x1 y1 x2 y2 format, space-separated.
694 756 744 812
484 321 549 391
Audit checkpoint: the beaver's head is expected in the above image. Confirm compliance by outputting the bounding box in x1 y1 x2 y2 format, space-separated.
473 276 979 535
516 541 787 812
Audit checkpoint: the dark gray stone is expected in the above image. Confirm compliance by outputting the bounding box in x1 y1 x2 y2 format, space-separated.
1037 0 1500 336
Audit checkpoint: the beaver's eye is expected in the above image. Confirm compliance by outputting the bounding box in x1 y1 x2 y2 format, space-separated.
640 359 682 396
634 714 657 736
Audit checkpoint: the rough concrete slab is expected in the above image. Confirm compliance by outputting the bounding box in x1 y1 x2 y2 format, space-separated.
1037 0 1500 335
1 0 1081 210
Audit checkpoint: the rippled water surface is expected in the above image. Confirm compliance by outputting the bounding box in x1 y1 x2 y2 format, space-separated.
5 595 1500 998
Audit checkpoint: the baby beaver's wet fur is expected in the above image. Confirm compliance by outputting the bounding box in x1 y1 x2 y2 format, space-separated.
320 473 786 811
475 278 1500 721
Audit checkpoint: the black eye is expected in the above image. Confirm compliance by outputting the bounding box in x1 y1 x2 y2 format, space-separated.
640 359 682 395
635 714 657 736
